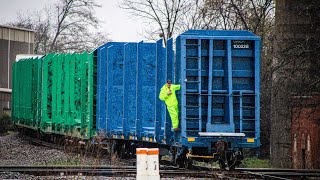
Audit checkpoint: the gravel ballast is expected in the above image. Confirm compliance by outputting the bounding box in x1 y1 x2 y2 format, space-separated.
0 132 116 166
0 133 205 179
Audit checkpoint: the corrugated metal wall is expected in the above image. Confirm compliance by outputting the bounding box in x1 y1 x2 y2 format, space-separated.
12 53 96 139
0 25 34 115
96 40 174 143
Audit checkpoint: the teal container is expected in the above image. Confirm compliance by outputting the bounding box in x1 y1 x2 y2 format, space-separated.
12 52 96 139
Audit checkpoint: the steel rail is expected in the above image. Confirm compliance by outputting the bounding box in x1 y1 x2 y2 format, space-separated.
0 166 216 178
238 168 320 179
238 168 320 173
0 165 270 179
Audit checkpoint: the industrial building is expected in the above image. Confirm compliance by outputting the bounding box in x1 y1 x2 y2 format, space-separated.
0 25 35 116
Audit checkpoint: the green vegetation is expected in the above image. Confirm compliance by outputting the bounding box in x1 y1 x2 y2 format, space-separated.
0 114 13 135
192 160 220 169
240 157 271 168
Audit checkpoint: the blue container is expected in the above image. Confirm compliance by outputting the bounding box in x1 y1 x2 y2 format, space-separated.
176 30 261 150
96 39 175 143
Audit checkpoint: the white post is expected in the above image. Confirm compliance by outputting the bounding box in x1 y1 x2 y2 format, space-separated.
136 148 148 180
147 148 160 180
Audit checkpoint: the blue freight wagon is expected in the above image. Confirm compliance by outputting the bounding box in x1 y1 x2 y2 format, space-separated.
175 30 260 169
96 30 261 169
96 39 175 144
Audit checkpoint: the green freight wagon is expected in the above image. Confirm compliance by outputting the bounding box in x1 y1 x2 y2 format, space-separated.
12 52 96 139
12 57 42 130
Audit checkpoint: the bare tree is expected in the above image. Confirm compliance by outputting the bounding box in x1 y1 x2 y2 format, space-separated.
173 0 204 31
9 10 52 54
200 0 274 33
9 0 109 54
121 0 193 44
49 0 101 52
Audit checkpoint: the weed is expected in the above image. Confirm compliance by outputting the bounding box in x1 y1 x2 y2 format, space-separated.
240 157 271 168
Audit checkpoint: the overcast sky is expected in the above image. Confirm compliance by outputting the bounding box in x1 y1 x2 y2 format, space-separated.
0 0 145 41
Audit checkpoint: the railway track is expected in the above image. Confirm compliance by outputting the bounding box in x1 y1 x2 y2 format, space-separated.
0 165 257 178
0 165 201 178
17 134 320 179
2 165 319 179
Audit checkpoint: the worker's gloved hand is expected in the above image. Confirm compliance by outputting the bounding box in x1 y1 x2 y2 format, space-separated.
167 91 172 95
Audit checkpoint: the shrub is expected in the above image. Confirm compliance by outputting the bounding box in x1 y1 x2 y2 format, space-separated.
0 114 13 135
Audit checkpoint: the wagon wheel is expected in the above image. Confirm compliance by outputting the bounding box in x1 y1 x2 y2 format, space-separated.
218 159 226 170
184 157 193 169
219 151 237 170
226 160 237 171
111 141 129 159
118 142 129 159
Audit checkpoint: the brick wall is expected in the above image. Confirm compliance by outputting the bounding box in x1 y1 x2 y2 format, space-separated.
291 95 320 169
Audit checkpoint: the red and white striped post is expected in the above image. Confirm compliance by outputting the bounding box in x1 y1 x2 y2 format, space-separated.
136 148 148 180
147 148 160 180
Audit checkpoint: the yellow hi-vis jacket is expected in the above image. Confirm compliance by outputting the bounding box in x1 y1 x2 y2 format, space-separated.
159 84 181 129
159 84 181 106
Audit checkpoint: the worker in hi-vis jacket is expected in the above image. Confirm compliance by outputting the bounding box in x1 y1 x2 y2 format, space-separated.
159 79 181 143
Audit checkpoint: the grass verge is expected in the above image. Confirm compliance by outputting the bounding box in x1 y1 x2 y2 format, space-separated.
240 157 271 168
